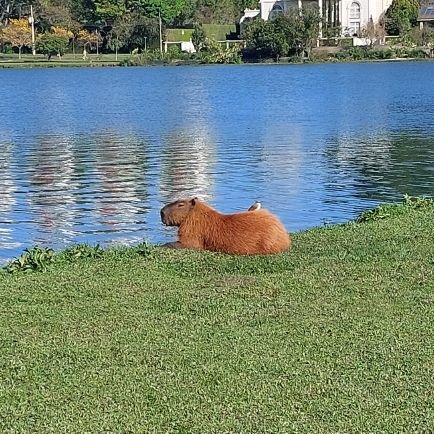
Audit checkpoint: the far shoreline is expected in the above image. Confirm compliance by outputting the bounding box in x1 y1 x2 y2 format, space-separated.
1 56 433 70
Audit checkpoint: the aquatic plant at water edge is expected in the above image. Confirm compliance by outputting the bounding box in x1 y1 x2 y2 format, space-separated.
4 247 55 273
62 244 104 261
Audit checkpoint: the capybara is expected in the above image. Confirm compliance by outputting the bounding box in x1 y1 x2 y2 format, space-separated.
160 198 291 255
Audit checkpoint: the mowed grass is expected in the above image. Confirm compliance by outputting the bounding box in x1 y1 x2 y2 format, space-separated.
0 53 128 68
0 203 433 433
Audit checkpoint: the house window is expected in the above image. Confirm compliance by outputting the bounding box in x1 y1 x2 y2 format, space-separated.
269 3 284 19
350 2 361 19
349 21 361 35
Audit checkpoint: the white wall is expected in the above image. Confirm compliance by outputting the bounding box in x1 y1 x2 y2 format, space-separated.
258 0 393 36
341 0 393 36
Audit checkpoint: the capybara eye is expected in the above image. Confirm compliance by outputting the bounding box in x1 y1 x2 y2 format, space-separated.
178 202 185 207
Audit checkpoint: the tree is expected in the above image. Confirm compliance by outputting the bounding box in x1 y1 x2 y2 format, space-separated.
385 0 419 35
243 18 288 59
37 4 75 29
192 21 206 51
127 14 159 51
409 25 434 47
68 0 97 24
362 18 386 48
200 37 241 63
0 18 32 58
285 6 322 58
108 13 136 59
94 0 127 22
243 7 321 60
77 29 102 55
37 34 68 59
127 0 186 24
0 0 26 25
37 26 72 59
194 0 238 24
234 0 258 13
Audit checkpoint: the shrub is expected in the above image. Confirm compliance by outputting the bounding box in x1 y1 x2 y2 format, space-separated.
356 195 433 223
4 247 55 273
62 244 104 261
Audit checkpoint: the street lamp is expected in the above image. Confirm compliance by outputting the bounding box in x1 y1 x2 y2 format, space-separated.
28 4 36 55
159 10 162 54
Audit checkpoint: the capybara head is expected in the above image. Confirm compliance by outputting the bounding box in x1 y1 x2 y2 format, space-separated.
160 198 197 226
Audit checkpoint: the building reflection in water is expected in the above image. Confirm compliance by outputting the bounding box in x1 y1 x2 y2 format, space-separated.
27 133 79 246
0 138 20 252
23 130 151 250
261 122 305 195
93 130 150 245
257 121 310 227
159 125 216 204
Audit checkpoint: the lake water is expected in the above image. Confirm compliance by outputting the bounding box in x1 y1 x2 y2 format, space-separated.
1 62 434 263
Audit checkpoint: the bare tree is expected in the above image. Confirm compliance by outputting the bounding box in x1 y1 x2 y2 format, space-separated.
362 18 386 48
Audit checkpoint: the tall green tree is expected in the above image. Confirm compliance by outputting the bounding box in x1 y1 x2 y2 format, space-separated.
192 21 206 51
127 13 159 50
243 6 321 60
68 0 97 24
0 0 27 25
108 12 136 57
243 18 289 59
95 0 126 22
127 0 186 23
286 6 321 58
234 0 258 12
194 0 237 24
37 32 70 59
385 0 419 35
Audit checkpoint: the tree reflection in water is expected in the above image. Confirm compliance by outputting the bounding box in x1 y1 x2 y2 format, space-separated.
324 131 434 204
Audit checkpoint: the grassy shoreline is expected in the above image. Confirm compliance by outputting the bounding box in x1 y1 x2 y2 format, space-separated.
1 198 433 432
1 53 433 69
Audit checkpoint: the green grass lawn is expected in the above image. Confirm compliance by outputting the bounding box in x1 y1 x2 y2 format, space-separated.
166 24 236 42
0 199 433 432
0 53 129 68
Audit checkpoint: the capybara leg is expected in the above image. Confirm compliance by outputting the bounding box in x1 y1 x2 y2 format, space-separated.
161 241 184 249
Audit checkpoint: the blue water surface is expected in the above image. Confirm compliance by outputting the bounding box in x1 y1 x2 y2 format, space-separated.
1 62 434 263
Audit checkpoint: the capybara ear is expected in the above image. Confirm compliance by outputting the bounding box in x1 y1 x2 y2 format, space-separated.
191 197 197 206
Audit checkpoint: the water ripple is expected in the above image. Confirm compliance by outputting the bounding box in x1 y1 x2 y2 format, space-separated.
1 63 434 263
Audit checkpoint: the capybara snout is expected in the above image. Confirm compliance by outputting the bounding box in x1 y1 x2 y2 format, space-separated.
160 209 166 225
160 199 196 227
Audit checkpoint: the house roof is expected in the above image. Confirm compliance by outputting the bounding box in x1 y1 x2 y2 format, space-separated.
418 2 434 21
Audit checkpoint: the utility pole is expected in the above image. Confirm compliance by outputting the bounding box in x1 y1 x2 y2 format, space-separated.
159 10 163 54
29 4 36 55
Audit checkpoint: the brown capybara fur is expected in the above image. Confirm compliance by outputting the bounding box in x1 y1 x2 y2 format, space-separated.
160 198 291 255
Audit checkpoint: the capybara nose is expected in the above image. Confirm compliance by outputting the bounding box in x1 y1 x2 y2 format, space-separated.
160 209 166 224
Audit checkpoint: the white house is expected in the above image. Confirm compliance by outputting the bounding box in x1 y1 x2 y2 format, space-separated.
241 0 393 37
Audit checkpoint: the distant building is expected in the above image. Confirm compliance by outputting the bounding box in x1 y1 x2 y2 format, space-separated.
241 0 393 37
417 1 434 28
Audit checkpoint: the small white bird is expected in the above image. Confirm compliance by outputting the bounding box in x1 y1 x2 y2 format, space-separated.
248 200 262 212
